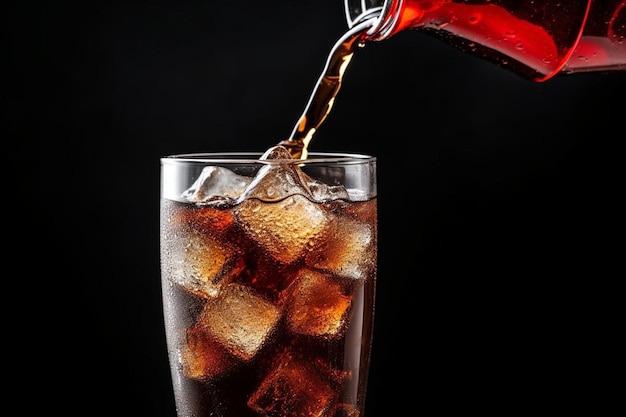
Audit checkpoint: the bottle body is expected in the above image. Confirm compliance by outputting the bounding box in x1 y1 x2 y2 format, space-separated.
345 0 626 81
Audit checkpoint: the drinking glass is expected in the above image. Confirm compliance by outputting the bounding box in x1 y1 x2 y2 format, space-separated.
160 147 377 417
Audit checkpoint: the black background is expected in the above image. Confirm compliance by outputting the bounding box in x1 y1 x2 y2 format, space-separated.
7 0 625 415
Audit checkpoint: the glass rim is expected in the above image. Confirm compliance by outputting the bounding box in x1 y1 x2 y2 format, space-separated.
161 152 376 165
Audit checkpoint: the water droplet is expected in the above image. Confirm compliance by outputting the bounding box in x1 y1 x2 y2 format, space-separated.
504 30 516 39
431 18 449 29
515 41 524 50
468 13 481 24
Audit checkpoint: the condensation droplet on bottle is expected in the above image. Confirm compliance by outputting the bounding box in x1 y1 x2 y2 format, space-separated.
515 41 524 50
468 13 481 24
577 51 598 62
431 18 449 29
504 30 516 39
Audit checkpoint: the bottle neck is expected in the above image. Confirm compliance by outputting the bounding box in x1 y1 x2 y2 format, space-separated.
344 0 398 40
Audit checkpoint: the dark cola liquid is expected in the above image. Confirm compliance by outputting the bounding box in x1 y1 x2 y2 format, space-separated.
161 196 377 417
370 0 625 81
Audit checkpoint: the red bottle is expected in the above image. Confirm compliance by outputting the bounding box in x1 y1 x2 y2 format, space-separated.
344 0 626 81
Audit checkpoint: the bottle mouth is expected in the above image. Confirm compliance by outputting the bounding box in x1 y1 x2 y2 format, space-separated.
345 0 384 28
344 0 399 40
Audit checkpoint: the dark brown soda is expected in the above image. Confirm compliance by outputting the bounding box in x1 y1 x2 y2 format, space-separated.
161 197 377 417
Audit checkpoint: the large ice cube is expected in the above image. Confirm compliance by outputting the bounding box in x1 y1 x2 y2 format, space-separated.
239 164 310 203
196 283 281 361
183 166 252 203
242 145 350 203
180 325 236 381
283 268 353 339
305 215 375 280
165 228 243 298
247 348 339 417
234 195 329 264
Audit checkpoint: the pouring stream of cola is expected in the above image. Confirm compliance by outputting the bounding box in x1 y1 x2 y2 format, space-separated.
278 17 379 160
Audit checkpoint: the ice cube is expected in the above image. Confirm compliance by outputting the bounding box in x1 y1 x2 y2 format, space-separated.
305 215 375 280
307 179 350 202
247 348 339 417
196 283 281 361
234 195 329 264
165 229 243 298
283 268 353 339
180 325 236 381
239 163 310 203
183 166 252 203
243 146 350 203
